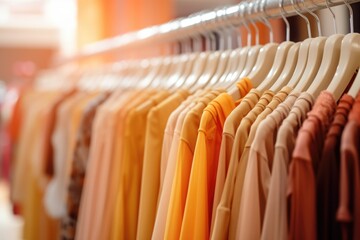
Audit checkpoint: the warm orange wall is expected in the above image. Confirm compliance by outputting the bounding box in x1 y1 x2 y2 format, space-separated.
77 0 174 61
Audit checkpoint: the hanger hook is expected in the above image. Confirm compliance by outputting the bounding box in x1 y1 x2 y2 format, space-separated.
216 7 232 50
291 0 311 38
262 0 274 43
343 0 354 33
239 3 252 47
229 5 243 48
325 0 338 34
247 1 260 45
198 10 217 51
222 5 238 49
192 12 205 52
300 0 322 36
279 0 290 41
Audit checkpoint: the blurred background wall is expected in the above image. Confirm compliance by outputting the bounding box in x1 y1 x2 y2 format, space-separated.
0 0 359 83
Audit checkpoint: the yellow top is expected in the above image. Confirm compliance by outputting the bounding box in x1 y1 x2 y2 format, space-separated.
110 90 170 240
179 78 252 240
164 90 221 240
136 90 189 240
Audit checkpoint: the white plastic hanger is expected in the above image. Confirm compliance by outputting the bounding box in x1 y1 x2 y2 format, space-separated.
270 42 300 92
246 0 279 87
284 0 312 89
327 0 360 100
257 0 294 92
292 0 327 92
206 7 234 88
212 5 252 89
238 1 263 80
270 1 302 92
326 33 360 101
215 4 250 89
181 11 220 92
221 3 252 89
177 11 222 90
345 0 359 98
306 1 345 97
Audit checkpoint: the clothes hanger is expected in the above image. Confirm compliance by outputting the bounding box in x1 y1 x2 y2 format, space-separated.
137 57 163 89
214 4 247 89
306 0 345 97
246 0 279 87
326 33 360 101
256 0 294 92
283 0 312 89
328 0 360 100
227 0 278 100
293 0 327 92
181 11 218 91
345 0 359 98
167 15 203 89
221 3 252 89
189 10 227 92
269 0 302 92
238 1 263 80
206 7 234 88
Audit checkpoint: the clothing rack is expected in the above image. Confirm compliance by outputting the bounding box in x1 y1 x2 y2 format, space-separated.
57 0 359 64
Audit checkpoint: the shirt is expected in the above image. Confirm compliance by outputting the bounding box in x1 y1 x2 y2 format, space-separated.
261 92 314 240
13 90 61 240
76 89 135 240
316 94 354 240
164 91 222 240
137 90 189 240
45 92 98 218
159 91 203 196
152 90 210 240
337 92 360 240
288 91 336 240
61 92 109 240
228 90 274 240
111 90 170 240
210 88 261 240
102 90 153 240
180 78 252 240
236 86 292 240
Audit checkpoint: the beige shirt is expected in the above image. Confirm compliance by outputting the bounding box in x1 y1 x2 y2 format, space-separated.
159 90 205 196
210 88 261 239
261 92 314 240
152 90 210 240
110 90 170 240
137 90 189 240
76 89 137 240
226 90 274 240
165 90 222 240
237 90 298 240
236 86 292 239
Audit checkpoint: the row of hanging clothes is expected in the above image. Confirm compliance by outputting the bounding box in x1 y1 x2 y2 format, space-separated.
5 0 360 239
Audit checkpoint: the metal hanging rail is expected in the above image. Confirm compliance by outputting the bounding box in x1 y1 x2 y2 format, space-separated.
56 0 359 64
